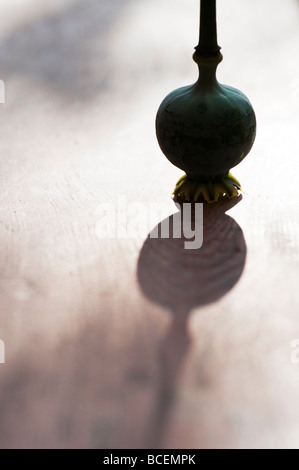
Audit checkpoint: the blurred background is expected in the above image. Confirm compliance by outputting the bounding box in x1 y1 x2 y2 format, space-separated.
0 0 299 449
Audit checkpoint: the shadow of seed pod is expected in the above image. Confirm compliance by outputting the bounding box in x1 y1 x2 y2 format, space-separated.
136 198 246 448
137 197 247 315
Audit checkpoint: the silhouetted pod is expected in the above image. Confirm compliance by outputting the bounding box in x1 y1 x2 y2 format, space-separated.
156 0 256 203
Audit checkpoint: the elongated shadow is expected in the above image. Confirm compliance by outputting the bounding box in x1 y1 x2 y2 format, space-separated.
137 196 246 448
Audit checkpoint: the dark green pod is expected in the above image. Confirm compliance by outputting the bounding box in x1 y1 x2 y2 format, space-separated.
156 68 256 179
155 0 256 203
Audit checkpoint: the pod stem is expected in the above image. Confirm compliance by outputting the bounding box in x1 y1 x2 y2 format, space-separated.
196 0 220 55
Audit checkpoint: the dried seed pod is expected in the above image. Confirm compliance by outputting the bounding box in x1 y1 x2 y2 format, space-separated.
156 0 256 203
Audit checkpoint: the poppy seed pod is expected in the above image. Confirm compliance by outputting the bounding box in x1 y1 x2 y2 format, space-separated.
155 0 256 203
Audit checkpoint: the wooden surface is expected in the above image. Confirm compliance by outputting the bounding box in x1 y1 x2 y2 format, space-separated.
1 0 299 449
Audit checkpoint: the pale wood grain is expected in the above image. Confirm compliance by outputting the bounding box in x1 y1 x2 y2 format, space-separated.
0 0 299 449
